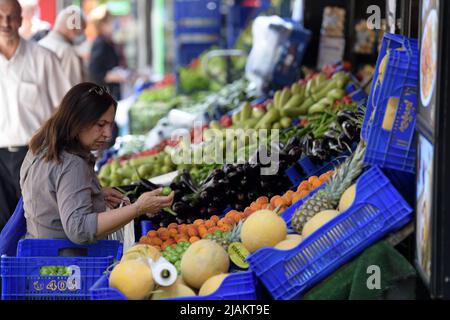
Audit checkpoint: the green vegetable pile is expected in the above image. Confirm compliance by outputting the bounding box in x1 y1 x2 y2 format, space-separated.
40 266 71 277
161 242 191 274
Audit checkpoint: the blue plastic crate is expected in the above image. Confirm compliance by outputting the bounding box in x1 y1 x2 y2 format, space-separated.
89 270 258 300
246 166 413 300
364 45 418 173
1 239 122 300
362 33 417 140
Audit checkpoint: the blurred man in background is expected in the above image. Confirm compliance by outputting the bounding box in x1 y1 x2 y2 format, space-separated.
18 0 49 41
0 0 70 231
39 5 87 86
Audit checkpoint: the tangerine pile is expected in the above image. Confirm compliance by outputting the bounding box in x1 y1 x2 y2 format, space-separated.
139 170 334 251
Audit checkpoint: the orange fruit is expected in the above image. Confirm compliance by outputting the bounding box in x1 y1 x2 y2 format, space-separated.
187 226 199 237
299 189 310 198
176 237 189 243
210 215 220 223
223 217 235 225
250 202 261 211
189 236 200 243
147 230 158 238
256 196 269 205
282 190 294 206
159 230 170 241
270 195 285 208
169 228 178 238
220 225 232 232
151 238 163 246
297 181 309 192
168 223 178 230
204 220 216 229
193 219 204 227
232 213 242 223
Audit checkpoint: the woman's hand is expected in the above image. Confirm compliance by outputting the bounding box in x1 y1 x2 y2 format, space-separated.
103 187 130 209
133 188 175 218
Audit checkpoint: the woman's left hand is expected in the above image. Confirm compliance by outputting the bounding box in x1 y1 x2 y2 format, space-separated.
103 187 130 209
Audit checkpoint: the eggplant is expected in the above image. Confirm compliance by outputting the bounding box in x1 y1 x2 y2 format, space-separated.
223 164 235 175
310 139 329 161
139 178 160 191
336 110 357 125
300 133 314 154
341 121 357 140
288 146 303 162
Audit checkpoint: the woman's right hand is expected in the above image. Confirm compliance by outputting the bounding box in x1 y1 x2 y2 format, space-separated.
133 188 175 218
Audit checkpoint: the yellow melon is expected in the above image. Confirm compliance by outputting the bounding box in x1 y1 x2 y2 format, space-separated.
338 184 356 212
302 210 340 239
199 273 229 296
286 234 304 242
121 244 161 262
180 240 230 289
241 210 288 253
109 259 154 300
150 278 196 300
275 238 303 251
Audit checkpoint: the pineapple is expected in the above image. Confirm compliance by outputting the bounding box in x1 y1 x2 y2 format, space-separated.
291 141 367 234
209 221 243 251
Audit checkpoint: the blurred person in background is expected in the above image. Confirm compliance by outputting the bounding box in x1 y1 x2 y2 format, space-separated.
88 4 128 148
88 4 127 101
39 5 87 86
18 0 49 41
0 0 70 232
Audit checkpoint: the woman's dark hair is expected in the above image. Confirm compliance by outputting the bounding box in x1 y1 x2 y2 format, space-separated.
29 82 117 162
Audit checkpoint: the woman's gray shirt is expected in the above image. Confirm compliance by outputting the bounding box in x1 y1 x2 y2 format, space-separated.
20 150 106 245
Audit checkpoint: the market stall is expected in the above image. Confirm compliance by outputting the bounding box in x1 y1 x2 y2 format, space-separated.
0 0 436 301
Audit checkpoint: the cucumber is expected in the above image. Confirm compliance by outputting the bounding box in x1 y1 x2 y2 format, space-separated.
327 88 346 100
273 91 281 109
279 88 292 108
282 94 303 111
281 106 305 118
291 83 301 95
280 117 293 129
308 102 328 114
272 122 282 130
252 108 266 119
240 102 252 121
243 118 259 129
255 108 281 129
298 97 315 114
232 111 241 123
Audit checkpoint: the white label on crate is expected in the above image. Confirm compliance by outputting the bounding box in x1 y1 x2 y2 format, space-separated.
366 265 381 290
66 265 81 291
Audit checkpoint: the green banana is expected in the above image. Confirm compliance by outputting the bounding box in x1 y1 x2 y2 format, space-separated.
232 111 241 123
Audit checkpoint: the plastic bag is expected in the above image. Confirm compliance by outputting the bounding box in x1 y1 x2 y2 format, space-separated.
245 16 291 94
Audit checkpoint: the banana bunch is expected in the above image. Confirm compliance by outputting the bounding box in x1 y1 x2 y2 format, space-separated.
271 71 351 118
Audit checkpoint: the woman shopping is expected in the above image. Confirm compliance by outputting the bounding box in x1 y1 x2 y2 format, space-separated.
20 83 174 245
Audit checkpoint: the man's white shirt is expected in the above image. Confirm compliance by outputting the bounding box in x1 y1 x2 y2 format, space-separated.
0 38 71 148
39 31 85 87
